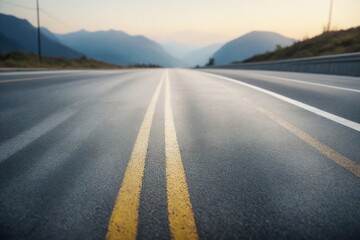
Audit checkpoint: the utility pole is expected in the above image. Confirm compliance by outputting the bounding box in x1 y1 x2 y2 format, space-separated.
326 0 333 32
36 0 42 61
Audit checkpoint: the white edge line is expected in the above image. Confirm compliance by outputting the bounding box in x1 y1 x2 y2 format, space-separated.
0 108 78 163
0 70 84 76
243 72 360 93
201 72 360 132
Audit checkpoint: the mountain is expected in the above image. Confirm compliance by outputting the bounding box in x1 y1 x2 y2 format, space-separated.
0 33 23 52
182 43 223 67
212 31 294 65
56 30 181 67
40 27 60 43
0 13 82 58
243 26 360 63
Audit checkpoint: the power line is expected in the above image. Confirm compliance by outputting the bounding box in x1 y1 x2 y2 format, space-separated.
1 0 68 27
2 0 69 60
40 9 69 27
0 0 35 10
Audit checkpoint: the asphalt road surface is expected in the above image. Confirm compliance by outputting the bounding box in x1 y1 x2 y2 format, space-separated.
0 69 359 240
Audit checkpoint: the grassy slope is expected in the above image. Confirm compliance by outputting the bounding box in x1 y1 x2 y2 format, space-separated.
242 26 360 63
0 52 122 69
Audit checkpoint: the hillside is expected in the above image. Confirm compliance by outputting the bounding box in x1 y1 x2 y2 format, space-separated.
212 31 294 65
0 52 121 69
0 13 82 59
243 27 360 63
0 33 22 52
56 30 182 67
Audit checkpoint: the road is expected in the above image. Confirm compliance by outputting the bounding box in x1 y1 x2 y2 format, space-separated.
0 69 359 239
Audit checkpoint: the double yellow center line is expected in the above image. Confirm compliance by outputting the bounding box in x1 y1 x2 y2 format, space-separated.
106 71 199 240
164 72 199 240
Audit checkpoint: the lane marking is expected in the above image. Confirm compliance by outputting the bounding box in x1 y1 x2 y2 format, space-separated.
0 108 77 163
202 72 360 132
0 70 82 76
33 115 104 175
165 71 199 240
0 71 139 163
106 75 164 240
0 70 133 84
0 73 86 84
244 98 360 178
239 71 360 93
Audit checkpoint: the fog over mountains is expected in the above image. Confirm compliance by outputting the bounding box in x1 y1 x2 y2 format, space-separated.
0 13 296 67
182 43 223 67
162 42 223 67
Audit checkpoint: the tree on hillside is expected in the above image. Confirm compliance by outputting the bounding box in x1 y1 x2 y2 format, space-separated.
206 57 215 66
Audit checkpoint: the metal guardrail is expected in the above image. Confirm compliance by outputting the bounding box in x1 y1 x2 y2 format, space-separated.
214 52 360 77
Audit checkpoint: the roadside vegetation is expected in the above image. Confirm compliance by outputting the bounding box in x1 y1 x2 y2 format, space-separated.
0 52 162 69
241 26 360 63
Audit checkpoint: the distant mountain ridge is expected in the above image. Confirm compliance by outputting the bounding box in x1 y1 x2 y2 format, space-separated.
0 13 181 67
0 13 300 67
56 30 181 67
0 13 82 58
212 31 294 65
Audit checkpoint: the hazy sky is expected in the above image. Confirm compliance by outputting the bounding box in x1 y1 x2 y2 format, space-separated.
1 0 359 46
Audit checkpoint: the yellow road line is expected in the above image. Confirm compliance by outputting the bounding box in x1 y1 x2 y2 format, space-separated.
106 75 164 240
246 98 360 178
164 71 199 240
0 73 83 84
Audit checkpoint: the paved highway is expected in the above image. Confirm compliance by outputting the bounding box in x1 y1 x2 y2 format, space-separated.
0 69 359 239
